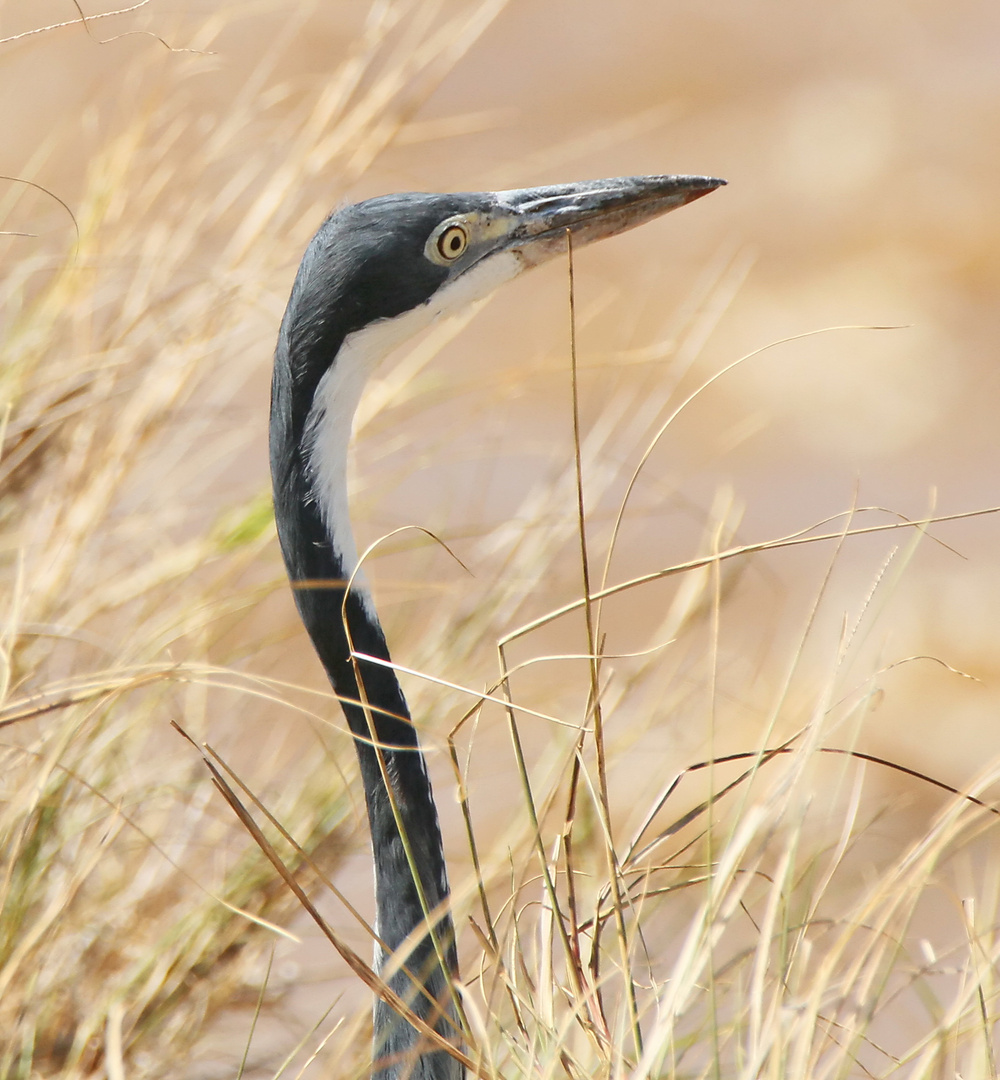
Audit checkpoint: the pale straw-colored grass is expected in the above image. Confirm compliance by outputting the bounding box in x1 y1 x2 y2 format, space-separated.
3 3 1000 1079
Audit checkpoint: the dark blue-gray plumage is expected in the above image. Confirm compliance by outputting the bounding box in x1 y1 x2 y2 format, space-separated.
270 174 725 1079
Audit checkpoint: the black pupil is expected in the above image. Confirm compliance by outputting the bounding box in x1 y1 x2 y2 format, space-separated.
445 230 463 253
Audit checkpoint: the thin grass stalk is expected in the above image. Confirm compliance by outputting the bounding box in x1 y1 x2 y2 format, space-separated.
565 227 643 1066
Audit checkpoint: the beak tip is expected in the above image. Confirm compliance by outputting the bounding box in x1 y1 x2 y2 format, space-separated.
680 175 727 204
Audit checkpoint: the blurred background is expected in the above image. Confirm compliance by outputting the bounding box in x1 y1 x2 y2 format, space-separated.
2 0 999 1075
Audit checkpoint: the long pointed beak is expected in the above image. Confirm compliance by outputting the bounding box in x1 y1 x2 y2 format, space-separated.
496 174 725 266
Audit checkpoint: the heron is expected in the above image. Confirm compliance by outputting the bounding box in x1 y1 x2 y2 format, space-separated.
270 173 725 1079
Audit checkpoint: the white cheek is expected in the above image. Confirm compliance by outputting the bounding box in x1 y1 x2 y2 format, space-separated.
425 250 523 317
302 251 526 605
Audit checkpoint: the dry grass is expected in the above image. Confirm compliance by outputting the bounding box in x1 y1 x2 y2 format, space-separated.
3 3 1000 1079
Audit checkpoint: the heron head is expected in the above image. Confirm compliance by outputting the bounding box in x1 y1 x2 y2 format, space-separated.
275 174 726 447
290 174 725 343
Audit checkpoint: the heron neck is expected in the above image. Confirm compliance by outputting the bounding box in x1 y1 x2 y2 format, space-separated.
270 334 461 1079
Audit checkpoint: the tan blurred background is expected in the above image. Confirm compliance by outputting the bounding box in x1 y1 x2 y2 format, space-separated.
16 1 993 763
3 0 999 1071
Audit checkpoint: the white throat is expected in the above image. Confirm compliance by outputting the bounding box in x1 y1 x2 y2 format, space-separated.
302 251 523 608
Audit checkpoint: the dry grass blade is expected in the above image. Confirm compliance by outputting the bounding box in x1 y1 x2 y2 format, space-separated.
501 502 1000 649
173 724 481 1078
564 227 642 1064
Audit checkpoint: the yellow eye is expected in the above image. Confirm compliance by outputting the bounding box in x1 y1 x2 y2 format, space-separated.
436 224 469 261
